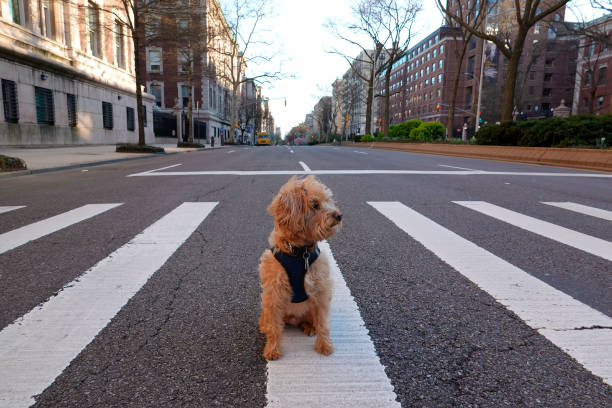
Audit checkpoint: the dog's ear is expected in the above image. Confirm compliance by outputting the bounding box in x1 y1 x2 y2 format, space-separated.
267 177 306 228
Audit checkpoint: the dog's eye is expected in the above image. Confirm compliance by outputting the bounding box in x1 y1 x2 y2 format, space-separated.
312 202 320 210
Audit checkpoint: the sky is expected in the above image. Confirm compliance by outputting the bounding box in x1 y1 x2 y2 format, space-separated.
244 0 607 138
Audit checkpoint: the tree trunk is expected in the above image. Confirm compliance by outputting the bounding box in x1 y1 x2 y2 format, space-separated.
132 15 145 146
383 67 392 138
230 84 238 144
500 30 527 121
448 59 462 140
365 65 374 136
187 67 194 143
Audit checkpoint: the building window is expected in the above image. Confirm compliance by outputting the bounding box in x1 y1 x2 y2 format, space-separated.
438 74 442 83
467 56 475 78
8 0 21 24
178 50 192 73
528 86 534 95
67 93 77 127
470 37 477 50
545 58 554 67
41 0 55 39
147 49 162 73
142 105 147 127
102 102 113 129
88 2 100 57
466 86 473 108
439 60 443 69
115 21 125 69
544 73 552 81
584 70 593 87
598 67 607 85
181 85 189 107
542 88 552 97
598 96 604 108
126 107 135 131
2 79 19 123
35 87 54 125
440 44 444 54
529 71 536 80
149 84 162 107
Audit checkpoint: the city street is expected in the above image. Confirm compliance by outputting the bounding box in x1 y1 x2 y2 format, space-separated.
1 145 611 407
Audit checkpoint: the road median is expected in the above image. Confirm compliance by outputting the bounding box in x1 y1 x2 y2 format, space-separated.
353 142 612 172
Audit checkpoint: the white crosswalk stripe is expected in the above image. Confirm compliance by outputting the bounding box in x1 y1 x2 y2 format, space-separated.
0 202 217 407
368 201 612 386
0 204 122 255
0 206 25 215
454 201 612 262
542 201 612 222
266 241 400 407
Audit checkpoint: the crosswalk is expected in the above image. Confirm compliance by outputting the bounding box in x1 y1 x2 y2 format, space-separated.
0 200 611 406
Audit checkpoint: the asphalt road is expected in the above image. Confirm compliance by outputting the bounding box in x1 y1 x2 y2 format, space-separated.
1 145 611 407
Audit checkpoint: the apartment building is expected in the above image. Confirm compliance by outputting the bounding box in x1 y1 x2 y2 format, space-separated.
0 0 154 145
141 0 237 145
341 49 376 137
572 14 612 115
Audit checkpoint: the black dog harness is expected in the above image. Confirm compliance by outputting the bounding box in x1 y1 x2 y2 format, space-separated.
272 245 320 303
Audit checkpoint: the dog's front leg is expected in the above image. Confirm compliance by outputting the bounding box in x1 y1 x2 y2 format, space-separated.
260 289 285 360
312 300 334 356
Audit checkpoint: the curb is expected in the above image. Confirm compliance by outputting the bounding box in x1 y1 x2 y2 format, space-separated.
0 152 168 179
351 142 612 173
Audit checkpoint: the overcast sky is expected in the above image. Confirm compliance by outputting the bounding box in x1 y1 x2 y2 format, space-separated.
244 0 606 137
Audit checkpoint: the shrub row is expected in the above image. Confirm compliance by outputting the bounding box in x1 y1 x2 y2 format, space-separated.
475 115 612 147
360 120 445 143
115 143 165 153
0 155 27 171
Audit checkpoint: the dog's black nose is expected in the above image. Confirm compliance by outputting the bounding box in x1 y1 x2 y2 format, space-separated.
334 212 343 222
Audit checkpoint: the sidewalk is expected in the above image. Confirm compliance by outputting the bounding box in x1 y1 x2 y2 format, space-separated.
0 143 218 177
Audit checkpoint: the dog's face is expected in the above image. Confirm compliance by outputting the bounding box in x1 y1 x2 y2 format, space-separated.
268 176 342 243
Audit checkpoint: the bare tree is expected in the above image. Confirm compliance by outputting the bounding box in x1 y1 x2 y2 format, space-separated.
326 0 391 136
212 0 284 144
435 2 486 139
437 0 570 122
372 0 421 138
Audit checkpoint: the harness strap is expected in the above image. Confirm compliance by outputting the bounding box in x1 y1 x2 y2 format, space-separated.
272 246 320 303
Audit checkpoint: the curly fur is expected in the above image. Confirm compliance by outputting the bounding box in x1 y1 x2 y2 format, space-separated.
258 176 342 360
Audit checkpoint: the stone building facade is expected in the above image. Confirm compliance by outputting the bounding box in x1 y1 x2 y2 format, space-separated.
0 0 154 145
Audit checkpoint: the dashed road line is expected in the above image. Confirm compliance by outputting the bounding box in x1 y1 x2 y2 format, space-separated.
299 161 311 171
227 150 236 154
368 201 612 386
0 202 218 407
0 204 122 255
0 206 25 215
454 201 612 262
542 202 612 222
353 151 368 155
128 163 182 177
439 164 481 171
266 241 400 407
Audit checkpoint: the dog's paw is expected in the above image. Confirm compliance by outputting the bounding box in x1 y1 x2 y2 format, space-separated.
314 339 334 356
300 322 316 336
263 345 282 361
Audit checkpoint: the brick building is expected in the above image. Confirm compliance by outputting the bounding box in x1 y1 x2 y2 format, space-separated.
0 0 154 145
141 0 236 145
375 2 580 137
572 14 612 115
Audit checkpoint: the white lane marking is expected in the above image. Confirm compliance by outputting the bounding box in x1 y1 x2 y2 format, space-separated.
353 150 368 155
266 241 400 407
127 169 612 177
454 201 612 262
0 206 25 215
0 202 217 407
227 150 236 154
439 164 481 171
290 150 295 154
368 201 612 386
0 204 122 255
542 202 612 222
299 161 311 172
127 163 182 177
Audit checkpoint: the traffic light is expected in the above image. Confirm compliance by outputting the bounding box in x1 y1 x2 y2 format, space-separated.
436 104 440 112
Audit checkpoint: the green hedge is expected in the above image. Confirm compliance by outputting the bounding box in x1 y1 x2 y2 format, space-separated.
475 115 612 147
389 120 422 139
409 122 445 142
0 155 27 171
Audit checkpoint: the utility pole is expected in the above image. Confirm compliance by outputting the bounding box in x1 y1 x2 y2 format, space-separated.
475 7 489 134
